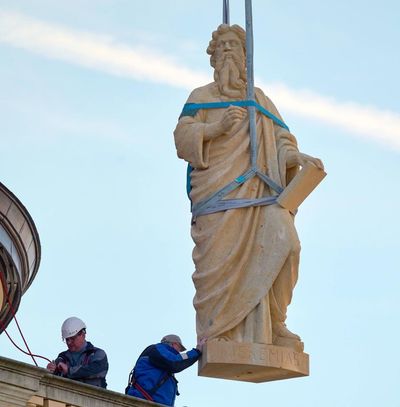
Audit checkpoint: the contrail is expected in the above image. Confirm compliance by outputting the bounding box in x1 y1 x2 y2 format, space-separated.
264 82 400 149
1 10 399 150
0 10 209 88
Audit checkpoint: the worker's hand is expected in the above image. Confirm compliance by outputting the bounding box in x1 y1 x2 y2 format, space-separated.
57 361 68 375
46 361 57 373
196 337 207 353
220 106 247 132
286 151 324 171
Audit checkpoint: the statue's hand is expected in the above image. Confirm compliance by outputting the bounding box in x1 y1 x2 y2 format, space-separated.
204 106 246 141
286 152 324 171
220 105 247 132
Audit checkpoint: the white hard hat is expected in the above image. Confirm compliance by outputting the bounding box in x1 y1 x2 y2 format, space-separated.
61 317 86 340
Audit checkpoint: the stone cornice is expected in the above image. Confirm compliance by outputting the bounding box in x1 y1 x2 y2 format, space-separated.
0 356 158 407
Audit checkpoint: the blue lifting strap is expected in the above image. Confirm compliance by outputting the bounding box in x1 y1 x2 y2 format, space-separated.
179 100 290 218
180 100 290 131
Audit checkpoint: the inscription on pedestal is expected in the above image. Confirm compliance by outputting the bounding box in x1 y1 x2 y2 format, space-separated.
198 339 309 383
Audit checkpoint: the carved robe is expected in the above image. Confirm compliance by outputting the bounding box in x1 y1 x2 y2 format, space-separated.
174 83 301 344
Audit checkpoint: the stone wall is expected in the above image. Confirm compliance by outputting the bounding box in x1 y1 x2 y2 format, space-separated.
0 356 158 407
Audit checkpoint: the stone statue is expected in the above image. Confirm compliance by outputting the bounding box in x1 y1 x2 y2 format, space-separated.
174 24 324 355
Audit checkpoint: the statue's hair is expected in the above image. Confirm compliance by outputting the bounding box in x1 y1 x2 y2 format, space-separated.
207 24 246 68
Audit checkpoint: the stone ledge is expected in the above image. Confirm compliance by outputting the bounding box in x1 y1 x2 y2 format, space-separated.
0 356 159 407
198 339 309 383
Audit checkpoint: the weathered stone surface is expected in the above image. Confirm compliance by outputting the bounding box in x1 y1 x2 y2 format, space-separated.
0 356 158 407
174 24 325 371
198 339 309 383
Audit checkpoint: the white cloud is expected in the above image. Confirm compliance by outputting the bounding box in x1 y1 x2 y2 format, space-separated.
0 10 209 88
264 82 400 150
1 10 399 150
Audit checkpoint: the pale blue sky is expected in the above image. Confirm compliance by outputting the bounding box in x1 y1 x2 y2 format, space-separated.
0 1 399 406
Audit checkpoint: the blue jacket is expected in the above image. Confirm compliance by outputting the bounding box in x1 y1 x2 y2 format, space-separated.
55 341 108 388
127 342 201 406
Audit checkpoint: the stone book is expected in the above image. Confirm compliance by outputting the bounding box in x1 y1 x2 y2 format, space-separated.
277 162 327 213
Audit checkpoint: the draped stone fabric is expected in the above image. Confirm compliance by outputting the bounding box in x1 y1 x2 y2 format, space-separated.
174 83 301 344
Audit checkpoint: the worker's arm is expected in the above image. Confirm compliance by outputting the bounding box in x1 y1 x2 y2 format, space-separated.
148 344 201 374
67 349 109 379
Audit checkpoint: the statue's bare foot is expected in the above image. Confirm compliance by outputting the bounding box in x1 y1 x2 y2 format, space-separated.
272 322 301 341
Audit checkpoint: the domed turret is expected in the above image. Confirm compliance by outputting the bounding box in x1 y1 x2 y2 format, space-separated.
0 182 41 332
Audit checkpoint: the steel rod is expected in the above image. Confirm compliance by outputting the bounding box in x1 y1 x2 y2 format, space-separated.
223 0 230 24
245 0 257 168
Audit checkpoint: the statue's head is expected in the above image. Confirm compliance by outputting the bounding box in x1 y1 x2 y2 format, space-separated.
207 24 246 67
207 24 247 99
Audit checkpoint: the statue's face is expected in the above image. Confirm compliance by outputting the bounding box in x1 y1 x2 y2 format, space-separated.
212 29 246 98
214 31 244 64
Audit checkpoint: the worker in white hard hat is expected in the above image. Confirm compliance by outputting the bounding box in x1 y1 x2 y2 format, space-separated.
46 317 109 388
126 334 206 406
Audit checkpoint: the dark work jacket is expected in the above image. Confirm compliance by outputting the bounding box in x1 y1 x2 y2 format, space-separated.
55 341 108 388
127 342 201 406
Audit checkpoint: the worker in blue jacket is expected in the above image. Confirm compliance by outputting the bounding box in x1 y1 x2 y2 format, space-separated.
126 334 206 406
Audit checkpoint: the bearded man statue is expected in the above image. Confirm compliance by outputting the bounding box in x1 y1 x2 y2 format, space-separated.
174 24 323 353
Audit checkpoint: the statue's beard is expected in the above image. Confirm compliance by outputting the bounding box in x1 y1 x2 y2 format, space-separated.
214 52 247 99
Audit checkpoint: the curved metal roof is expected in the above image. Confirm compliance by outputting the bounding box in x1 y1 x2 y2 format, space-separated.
0 182 41 332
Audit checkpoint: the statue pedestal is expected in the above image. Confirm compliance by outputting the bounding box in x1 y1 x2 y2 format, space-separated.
198 339 309 383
